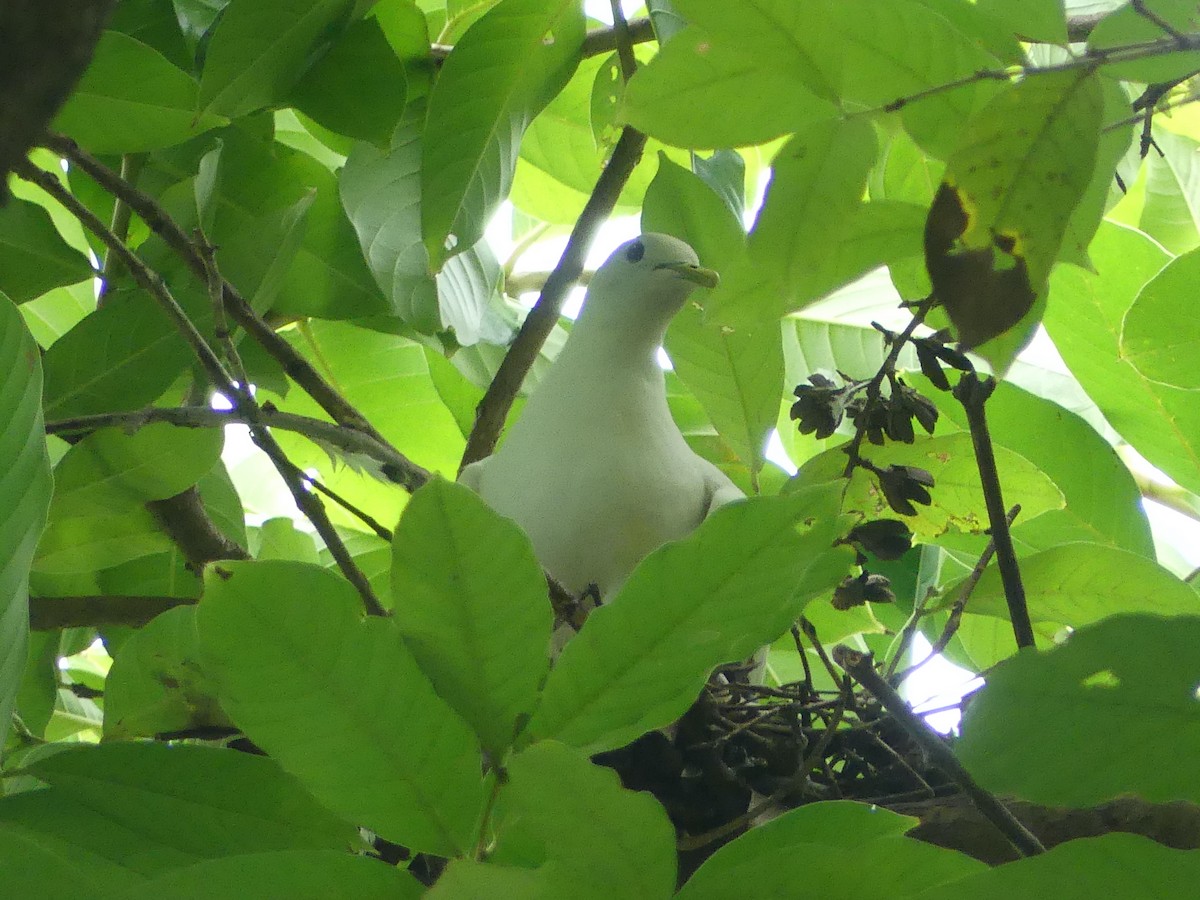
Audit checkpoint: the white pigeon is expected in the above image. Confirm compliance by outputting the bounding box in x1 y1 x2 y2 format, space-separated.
459 233 744 599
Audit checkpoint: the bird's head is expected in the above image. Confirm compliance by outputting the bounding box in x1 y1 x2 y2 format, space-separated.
578 234 720 336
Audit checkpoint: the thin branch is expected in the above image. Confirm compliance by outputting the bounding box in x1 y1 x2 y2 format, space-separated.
833 644 1046 858
609 0 639 82
891 505 1022 686
18 159 387 618
506 268 593 296
458 125 649 470
98 152 145 301
430 18 657 64
954 375 1034 650
30 595 195 630
841 298 936 479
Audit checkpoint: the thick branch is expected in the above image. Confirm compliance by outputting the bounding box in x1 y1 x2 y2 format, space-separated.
954 374 1034 650
834 644 1046 858
147 487 250 567
30 595 194 630
459 126 648 470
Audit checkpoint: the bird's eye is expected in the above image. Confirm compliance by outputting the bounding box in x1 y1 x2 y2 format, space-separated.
625 241 645 262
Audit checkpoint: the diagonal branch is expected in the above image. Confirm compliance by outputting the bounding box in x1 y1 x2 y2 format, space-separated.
18 159 387 617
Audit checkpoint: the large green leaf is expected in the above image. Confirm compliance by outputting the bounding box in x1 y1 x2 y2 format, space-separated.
679 801 983 899
0 200 94 304
956 614 1200 807
104 605 229 740
391 479 552 756
33 508 172 575
1120 245 1200 389
1047 223 1200 494
483 742 677 899
198 0 354 118
205 127 386 320
642 154 780 479
0 296 54 746
289 16 408 146
659 0 1005 156
114 851 424 900
197 560 486 856
1087 0 1200 83
915 833 1200 900
50 423 223 517
622 25 837 148
975 0 1067 43
0 742 358 895
792 433 1064 542
926 69 1103 365
421 0 584 269
924 379 1154 557
1137 128 1200 255
939 543 1199 629
528 487 854 753
52 31 225 153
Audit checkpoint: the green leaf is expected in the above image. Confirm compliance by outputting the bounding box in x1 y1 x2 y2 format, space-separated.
205 127 386 320
251 517 320 562
290 16 407 145
0 743 359 895
340 113 441 331
197 560 486 855
956 614 1200 807
1138 128 1200 255
198 0 354 118
622 25 837 148
104 605 228 740
52 31 225 153
40 287 194 420
483 741 677 899
0 296 53 745
940 544 1199 629
1120 245 1200 388
50 423 223 517
421 0 584 268
917 833 1200 899
679 801 983 899
641 154 781 479
1047 223 1200 494
391 479 552 756
528 488 854 752
792 433 1064 542
34 508 172 575
114 850 424 900
20 281 95 347
665 0 1005 156
923 378 1153 557
1088 0 1200 83
975 0 1067 44
0 200 94 304
926 70 1103 364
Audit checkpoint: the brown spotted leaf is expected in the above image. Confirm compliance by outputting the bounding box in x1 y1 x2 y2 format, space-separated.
925 69 1103 367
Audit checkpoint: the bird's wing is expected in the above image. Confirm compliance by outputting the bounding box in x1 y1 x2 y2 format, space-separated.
457 457 486 492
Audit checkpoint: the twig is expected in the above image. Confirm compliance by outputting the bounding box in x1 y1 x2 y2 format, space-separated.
891 505 1021 685
841 297 936 478
430 18 657 64
17 159 387 618
954 375 1034 650
287 463 394 542
458 125 648 470
98 152 145 301
676 694 849 852
833 645 1045 858
609 0 638 82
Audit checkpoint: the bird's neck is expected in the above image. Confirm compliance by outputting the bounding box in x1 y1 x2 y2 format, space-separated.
530 317 670 419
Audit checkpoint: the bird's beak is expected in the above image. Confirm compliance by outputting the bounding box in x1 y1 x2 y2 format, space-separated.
656 261 720 289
